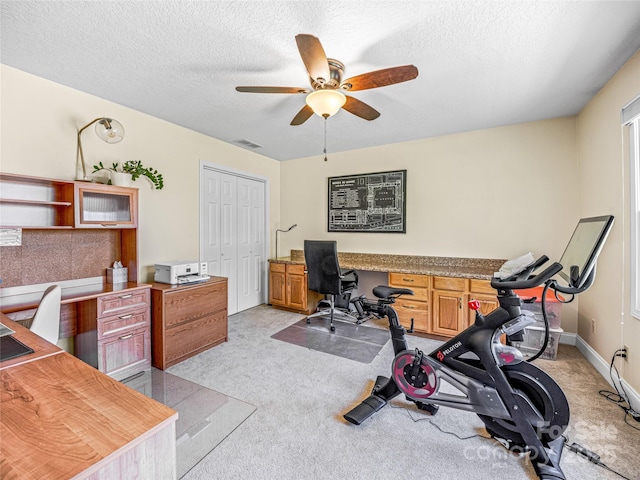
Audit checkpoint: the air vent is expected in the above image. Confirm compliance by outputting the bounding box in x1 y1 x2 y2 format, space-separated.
234 139 263 149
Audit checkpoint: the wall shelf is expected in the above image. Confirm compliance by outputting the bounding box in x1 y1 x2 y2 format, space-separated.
0 172 140 284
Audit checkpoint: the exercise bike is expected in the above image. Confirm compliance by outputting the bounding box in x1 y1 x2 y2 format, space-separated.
344 216 614 480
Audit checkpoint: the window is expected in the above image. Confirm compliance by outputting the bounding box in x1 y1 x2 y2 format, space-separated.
623 95 640 320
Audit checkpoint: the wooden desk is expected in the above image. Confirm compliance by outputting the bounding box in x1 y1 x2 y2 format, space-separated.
269 251 506 337
1 282 152 381
0 314 178 480
0 318 63 370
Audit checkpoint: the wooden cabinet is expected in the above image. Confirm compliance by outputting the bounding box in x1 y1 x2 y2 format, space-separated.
388 272 430 332
431 276 467 337
386 274 499 338
74 182 138 228
0 173 75 228
0 172 138 230
269 263 287 305
151 277 228 370
269 262 321 315
76 286 151 381
0 173 140 284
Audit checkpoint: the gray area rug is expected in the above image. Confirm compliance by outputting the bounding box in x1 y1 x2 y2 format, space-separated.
270 316 390 363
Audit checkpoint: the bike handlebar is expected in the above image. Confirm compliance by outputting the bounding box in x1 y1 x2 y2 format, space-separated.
490 256 563 291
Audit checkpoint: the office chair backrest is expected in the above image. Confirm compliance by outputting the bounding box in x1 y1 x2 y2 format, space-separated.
304 240 342 295
30 285 62 344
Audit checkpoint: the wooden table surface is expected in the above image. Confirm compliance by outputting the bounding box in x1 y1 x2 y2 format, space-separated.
0 314 178 479
0 316 63 370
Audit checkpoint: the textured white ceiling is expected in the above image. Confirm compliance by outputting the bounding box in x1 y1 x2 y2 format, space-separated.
2 1 640 161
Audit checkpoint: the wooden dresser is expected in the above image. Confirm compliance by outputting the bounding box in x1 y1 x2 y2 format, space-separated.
150 277 228 370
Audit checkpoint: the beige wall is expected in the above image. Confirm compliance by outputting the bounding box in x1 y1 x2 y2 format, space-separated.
0 65 282 282
576 50 640 392
280 118 578 260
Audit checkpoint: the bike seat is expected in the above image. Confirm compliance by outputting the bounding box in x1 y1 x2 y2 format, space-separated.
372 285 414 299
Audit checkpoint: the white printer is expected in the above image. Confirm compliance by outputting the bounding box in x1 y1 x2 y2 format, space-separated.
154 261 209 285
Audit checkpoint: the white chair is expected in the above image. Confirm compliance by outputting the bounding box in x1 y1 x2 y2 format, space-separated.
30 285 62 344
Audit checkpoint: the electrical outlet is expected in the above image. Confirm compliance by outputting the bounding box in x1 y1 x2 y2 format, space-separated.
591 319 596 334
623 344 630 362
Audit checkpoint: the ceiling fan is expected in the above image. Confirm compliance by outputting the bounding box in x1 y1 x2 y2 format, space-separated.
236 34 419 126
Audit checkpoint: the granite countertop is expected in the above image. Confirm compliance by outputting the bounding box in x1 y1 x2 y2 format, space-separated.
270 250 505 280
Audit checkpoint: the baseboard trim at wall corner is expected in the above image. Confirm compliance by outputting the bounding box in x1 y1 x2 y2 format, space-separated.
559 332 577 346
575 335 640 411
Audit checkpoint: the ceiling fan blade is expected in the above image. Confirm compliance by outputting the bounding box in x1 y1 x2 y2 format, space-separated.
341 65 418 91
290 104 314 126
342 96 381 121
236 86 309 94
295 34 330 85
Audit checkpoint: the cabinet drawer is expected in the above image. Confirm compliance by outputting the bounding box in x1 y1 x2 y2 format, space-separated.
270 262 286 273
432 276 468 292
394 298 429 332
98 325 150 380
164 282 227 328
469 279 495 294
389 286 429 302
98 289 150 317
99 308 150 340
164 311 227 365
389 272 429 288
286 264 306 275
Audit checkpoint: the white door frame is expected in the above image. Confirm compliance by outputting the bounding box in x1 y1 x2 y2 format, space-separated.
199 160 270 307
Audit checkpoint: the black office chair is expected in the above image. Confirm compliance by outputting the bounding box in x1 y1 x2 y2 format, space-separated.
304 240 359 332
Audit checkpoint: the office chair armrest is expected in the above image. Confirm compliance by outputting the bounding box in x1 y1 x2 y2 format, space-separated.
339 268 357 278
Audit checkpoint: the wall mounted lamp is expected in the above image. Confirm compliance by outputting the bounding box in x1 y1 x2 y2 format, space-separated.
77 117 125 181
275 224 297 259
305 90 346 118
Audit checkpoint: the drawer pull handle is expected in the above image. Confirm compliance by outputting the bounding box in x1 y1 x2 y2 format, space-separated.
119 314 133 319
119 333 134 340
403 278 414 282
119 294 133 299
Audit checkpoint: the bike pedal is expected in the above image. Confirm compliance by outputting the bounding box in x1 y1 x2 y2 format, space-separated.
414 401 439 416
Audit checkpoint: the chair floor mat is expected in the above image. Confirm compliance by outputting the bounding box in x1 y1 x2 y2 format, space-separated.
270 317 389 364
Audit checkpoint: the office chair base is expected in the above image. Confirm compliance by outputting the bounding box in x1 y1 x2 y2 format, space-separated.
307 305 360 333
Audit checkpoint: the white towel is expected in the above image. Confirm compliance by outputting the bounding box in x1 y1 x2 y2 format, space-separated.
494 252 536 279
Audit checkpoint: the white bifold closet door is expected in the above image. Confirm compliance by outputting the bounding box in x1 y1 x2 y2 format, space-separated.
201 167 266 315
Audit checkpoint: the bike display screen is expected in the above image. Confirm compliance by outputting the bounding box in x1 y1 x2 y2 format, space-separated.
558 215 614 288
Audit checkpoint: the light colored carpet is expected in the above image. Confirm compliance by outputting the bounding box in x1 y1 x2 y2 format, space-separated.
168 305 639 480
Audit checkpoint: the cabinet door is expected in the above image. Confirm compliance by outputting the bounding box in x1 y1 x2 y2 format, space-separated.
269 264 286 307
432 290 465 337
286 272 307 311
75 183 138 228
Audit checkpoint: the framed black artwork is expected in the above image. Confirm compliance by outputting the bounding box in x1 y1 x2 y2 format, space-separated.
327 170 406 233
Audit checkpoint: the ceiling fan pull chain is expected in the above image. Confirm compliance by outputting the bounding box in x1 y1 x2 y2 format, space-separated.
324 116 328 161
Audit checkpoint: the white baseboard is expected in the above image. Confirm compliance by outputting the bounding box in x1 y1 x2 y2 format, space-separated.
575 335 640 412
559 332 577 346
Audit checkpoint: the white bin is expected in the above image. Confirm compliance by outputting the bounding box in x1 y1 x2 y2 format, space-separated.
513 325 563 360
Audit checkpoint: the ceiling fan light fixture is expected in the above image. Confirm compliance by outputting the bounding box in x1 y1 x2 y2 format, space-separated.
306 89 346 118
